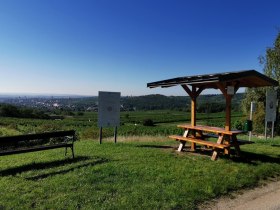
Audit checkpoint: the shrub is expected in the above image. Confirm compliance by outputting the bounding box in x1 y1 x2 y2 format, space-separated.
142 119 154 126
234 120 243 130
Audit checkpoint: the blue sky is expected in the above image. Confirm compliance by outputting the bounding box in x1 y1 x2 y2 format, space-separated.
0 0 279 96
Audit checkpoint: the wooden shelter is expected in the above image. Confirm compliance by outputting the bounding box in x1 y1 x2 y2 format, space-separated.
147 70 278 131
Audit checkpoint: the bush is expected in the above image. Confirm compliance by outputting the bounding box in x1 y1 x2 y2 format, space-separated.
142 119 154 126
234 120 243 130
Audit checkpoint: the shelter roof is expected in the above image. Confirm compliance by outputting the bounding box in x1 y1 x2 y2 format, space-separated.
147 70 278 89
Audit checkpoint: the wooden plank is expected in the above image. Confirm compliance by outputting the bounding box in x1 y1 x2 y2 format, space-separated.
196 86 205 96
169 135 229 149
181 84 193 97
177 124 244 135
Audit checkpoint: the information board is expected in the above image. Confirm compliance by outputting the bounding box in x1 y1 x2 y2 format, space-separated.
265 90 277 122
98 91 120 127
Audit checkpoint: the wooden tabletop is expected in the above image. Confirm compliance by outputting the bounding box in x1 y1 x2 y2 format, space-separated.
177 124 244 135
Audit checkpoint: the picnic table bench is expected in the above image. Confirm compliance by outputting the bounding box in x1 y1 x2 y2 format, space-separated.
169 124 250 160
0 130 76 158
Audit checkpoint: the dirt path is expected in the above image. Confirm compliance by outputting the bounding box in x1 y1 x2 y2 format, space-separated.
199 179 280 210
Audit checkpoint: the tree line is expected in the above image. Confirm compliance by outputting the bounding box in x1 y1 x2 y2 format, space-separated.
0 104 50 119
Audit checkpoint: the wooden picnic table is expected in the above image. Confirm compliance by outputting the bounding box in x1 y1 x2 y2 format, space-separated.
169 124 245 160
148 70 278 160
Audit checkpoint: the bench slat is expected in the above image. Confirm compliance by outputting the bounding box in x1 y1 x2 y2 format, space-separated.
202 134 255 145
0 130 75 143
169 135 230 149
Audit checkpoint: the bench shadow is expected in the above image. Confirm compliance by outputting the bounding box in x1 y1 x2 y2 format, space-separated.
0 156 110 179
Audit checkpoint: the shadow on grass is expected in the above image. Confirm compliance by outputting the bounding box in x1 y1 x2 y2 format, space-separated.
139 144 280 164
230 151 280 165
181 148 280 164
137 145 175 149
271 144 280 147
0 156 110 179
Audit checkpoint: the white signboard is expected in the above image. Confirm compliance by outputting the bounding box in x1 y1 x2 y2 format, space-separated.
265 90 277 122
98 91 120 127
227 86 235 95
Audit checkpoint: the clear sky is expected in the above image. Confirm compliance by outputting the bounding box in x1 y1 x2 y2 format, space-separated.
0 0 279 96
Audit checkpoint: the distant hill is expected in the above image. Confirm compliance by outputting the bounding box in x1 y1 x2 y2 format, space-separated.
0 93 244 112
121 93 244 112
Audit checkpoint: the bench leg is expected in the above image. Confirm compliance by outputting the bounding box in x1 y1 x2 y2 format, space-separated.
65 146 74 159
71 145 75 159
177 141 186 152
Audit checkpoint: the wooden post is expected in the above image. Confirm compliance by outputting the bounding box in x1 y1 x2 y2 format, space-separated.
225 95 232 131
216 83 237 131
181 84 204 127
191 96 196 126
191 86 197 126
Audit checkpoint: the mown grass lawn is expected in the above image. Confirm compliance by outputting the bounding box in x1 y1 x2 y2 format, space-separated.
0 136 280 209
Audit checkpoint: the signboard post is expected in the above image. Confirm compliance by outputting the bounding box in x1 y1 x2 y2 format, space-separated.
98 91 121 144
249 102 256 141
265 90 277 140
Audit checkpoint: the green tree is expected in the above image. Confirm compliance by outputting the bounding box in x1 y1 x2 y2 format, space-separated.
242 32 280 133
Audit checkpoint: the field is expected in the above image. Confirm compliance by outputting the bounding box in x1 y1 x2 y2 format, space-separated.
0 110 244 138
1 110 280 209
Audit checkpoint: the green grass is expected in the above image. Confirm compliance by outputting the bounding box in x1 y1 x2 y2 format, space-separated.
1 137 280 209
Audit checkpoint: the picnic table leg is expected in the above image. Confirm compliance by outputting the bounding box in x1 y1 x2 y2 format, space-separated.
178 141 186 152
189 130 197 151
190 143 196 151
211 135 223 161
223 136 230 155
231 135 241 156
177 130 189 152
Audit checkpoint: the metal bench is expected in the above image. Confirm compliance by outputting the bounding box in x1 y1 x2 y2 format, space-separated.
0 130 76 158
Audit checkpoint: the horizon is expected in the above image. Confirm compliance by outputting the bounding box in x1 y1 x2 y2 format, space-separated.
0 91 246 98
1 1 279 96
